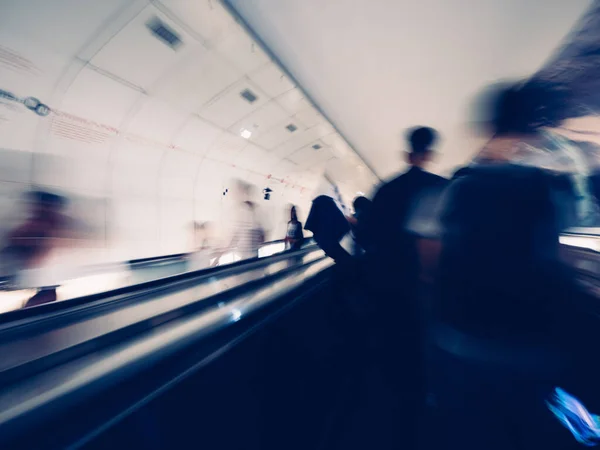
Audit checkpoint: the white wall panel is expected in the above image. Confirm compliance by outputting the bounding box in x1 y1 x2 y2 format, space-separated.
205 132 248 164
0 149 31 185
60 68 142 129
127 98 188 143
159 197 194 253
0 108 40 153
172 116 222 155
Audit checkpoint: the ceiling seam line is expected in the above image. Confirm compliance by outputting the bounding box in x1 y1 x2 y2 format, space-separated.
220 0 382 182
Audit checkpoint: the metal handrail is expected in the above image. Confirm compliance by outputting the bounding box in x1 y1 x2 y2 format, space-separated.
0 256 334 444
0 242 319 326
0 238 313 290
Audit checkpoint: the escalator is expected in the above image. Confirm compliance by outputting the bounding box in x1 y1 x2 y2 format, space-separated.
0 235 598 449
0 243 338 449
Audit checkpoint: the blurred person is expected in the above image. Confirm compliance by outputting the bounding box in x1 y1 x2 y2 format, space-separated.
219 180 265 262
363 126 448 450
284 205 304 251
305 174 352 264
0 190 69 307
430 80 598 450
349 196 373 254
188 221 218 271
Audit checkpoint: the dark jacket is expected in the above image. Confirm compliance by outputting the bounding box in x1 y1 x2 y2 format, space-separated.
305 195 351 263
367 167 448 286
436 164 590 343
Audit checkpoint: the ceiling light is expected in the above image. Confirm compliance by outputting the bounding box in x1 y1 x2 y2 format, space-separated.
240 128 252 139
312 144 322 150
286 124 297 133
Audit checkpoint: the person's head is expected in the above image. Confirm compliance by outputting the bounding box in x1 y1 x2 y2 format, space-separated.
27 190 66 218
473 80 568 161
352 196 372 218
405 126 438 167
290 205 298 221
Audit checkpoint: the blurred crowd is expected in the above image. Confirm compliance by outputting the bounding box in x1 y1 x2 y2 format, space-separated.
302 80 600 450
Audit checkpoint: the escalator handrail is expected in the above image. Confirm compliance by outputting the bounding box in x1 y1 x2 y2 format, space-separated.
0 238 313 289
0 242 320 327
0 257 334 443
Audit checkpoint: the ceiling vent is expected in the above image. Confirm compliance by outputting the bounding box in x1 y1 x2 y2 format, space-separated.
147 17 182 50
312 144 322 150
240 89 258 103
286 124 297 133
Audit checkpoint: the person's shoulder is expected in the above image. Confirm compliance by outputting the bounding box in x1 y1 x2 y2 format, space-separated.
312 195 334 206
423 170 449 185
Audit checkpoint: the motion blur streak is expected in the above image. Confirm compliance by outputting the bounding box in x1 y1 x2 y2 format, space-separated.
547 387 600 446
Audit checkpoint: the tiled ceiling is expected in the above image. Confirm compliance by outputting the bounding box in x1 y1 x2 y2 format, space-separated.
0 0 380 208
226 0 594 179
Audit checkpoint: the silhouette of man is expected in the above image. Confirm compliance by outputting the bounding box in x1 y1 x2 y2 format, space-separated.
366 126 448 450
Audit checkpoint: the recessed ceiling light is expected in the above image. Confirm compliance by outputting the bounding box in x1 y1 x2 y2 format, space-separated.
286 124 297 133
241 128 252 139
312 144 322 150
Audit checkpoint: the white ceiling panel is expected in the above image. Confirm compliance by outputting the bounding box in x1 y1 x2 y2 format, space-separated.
253 120 304 150
59 67 142 129
91 5 198 90
274 88 312 115
215 25 270 73
153 49 242 113
198 79 268 128
0 29 75 99
321 133 353 157
127 98 189 143
172 116 223 155
270 125 329 159
158 0 236 44
287 144 332 166
248 62 295 98
228 100 289 139
294 107 325 129
0 0 135 56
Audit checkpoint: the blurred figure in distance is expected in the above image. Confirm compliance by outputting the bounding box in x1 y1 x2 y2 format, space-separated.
284 205 304 251
218 180 265 263
349 196 373 254
188 221 218 271
0 190 69 307
305 174 352 264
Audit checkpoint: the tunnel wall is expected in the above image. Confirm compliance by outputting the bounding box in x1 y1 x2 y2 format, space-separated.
0 0 377 264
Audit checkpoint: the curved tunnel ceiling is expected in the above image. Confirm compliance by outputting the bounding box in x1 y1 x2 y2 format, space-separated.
226 0 593 179
0 0 378 260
